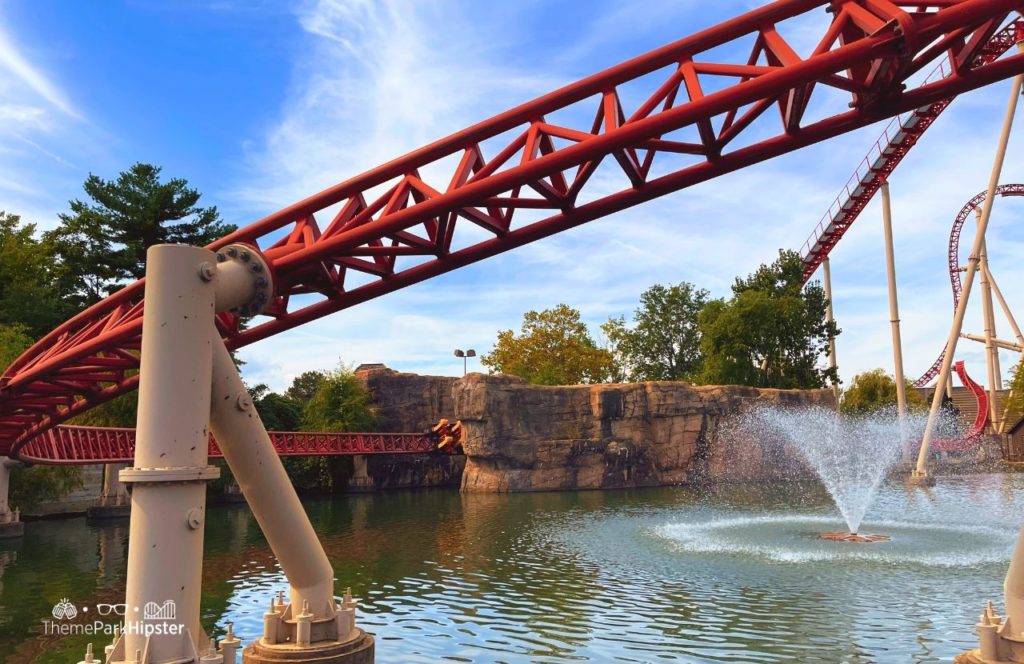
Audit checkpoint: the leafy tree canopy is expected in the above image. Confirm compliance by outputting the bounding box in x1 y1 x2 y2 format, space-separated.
482 304 617 385
45 163 236 307
697 250 838 389
301 365 377 432
603 282 708 382
0 212 66 336
285 370 327 404
840 368 926 415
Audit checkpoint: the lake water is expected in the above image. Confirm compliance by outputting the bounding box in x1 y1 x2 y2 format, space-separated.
2 474 1022 663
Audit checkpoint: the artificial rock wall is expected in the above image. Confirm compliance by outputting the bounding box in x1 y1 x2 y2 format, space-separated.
453 374 832 492
359 366 834 493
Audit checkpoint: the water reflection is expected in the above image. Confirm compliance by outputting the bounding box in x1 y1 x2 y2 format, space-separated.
0 477 1021 662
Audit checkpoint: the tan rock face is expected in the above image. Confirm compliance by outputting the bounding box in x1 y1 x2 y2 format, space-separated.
453 374 834 493
356 365 457 433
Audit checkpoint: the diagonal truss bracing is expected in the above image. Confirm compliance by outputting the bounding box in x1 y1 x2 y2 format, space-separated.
2 0 1023 458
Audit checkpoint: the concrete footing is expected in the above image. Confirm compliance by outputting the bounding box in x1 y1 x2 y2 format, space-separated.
0 520 23 539
85 503 131 520
904 472 937 487
242 631 374 664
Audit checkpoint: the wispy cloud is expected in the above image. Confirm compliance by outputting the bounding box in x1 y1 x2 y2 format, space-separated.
0 22 80 121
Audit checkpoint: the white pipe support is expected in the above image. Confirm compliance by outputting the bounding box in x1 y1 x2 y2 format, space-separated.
208 337 337 624
822 257 840 406
117 244 221 664
915 49 1023 478
0 457 17 519
962 333 1023 353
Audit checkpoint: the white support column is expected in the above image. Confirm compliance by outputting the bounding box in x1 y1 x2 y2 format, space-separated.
209 324 374 660
977 208 1002 429
112 245 220 664
822 257 840 406
880 181 909 462
914 55 1022 480
0 457 17 522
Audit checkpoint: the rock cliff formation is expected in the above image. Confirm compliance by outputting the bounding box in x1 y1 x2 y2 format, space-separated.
453 374 833 493
354 365 461 490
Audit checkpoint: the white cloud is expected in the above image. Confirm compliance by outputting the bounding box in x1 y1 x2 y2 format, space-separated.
0 22 80 120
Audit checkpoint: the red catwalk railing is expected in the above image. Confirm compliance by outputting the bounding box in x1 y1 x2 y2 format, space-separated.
799 19 1023 281
913 183 1024 386
16 425 438 465
2 1 1023 459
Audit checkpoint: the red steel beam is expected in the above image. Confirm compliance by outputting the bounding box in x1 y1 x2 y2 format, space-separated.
798 19 1023 281
2 0 1023 458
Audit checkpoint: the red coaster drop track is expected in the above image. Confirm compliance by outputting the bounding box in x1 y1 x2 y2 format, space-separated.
2 1 1023 462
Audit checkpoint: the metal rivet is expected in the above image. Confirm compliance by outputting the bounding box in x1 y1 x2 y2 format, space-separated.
239 251 251 262
186 508 203 529
226 247 238 257
216 252 227 263
198 262 216 282
251 263 263 273
236 394 253 411
255 277 268 288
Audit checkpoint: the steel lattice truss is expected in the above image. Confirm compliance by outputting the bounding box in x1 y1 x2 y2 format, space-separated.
799 20 1023 281
2 0 1023 459
16 425 437 465
913 183 1024 387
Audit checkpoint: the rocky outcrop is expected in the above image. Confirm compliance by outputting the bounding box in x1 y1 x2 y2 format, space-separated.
356 364 456 433
353 365 460 491
453 374 833 493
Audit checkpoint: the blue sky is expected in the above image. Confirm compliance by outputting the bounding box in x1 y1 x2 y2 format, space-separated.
1 1 1023 392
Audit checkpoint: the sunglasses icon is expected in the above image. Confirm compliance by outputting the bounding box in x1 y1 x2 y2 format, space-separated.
96 603 128 616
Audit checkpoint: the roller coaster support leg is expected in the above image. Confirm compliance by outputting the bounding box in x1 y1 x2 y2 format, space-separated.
880 182 909 462
822 257 840 407
977 208 1003 430
209 338 374 663
105 243 288 664
107 245 221 664
0 457 22 538
914 46 1023 483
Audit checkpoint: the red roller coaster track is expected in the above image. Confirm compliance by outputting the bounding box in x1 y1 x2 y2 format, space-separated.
799 20 1023 281
912 183 1024 386
1 1 1023 460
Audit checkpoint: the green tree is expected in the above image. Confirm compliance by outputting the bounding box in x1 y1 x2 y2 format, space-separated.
482 304 617 385
301 366 377 432
0 323 82 510
1003 361 1024 427
250 384 302 431
602 282 708 382
0 212 66 336
45 163 235 307
698 250 838 389
840 368 926 415
281 365 377 492
285 370 327 404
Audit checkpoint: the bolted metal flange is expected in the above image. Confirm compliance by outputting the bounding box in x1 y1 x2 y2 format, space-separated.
214 243 275 318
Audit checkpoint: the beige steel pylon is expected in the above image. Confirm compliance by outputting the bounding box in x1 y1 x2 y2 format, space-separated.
914 45 1023 482
100 243 372 664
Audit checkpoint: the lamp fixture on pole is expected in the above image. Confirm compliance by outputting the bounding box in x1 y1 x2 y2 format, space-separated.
454 349 476 376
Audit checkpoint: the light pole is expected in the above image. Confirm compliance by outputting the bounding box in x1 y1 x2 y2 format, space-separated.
454 349 476 376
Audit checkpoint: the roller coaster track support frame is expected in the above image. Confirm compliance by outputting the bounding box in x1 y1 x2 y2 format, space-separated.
103 244 366 664
880 181 910 462
914 42 1023 482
